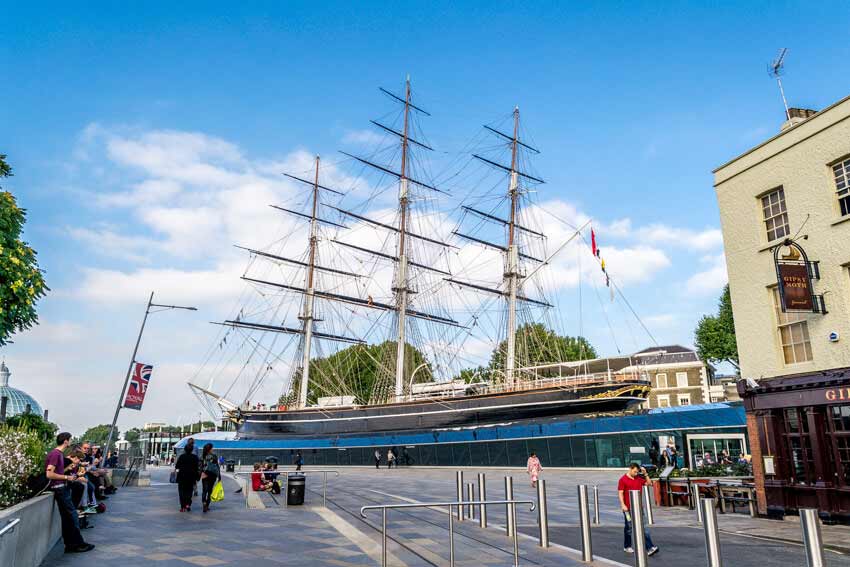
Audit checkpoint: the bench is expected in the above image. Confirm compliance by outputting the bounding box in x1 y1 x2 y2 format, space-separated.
717 483 756 517
666 479 691 507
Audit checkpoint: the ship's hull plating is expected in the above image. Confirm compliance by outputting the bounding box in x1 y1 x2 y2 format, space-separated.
236 381 649 439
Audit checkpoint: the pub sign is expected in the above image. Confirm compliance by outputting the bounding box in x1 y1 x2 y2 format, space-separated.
773 240 825 314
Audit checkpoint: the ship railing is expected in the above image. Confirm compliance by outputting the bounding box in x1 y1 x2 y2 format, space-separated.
466 371 645 398
361 499 535 567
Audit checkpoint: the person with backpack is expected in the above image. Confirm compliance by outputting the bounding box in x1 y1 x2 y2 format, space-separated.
294 451 304 471
200 443 220 513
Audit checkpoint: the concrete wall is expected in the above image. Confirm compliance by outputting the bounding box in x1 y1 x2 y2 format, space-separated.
714 94 850 379
0 493 61 567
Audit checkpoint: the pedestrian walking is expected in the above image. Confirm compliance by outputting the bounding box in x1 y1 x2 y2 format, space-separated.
45 432 95 554
175 440 200 512
294 450 304 471
618 463 659 556
374 449 381 469
527 452 542 487
200 443 220 513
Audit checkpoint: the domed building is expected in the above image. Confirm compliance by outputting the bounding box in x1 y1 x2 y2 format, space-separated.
0 361 44 418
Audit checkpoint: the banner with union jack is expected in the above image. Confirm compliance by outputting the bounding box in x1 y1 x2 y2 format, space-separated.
123 362 153 410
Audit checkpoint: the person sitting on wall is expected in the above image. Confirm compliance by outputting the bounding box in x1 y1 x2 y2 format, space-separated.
252 463 274 492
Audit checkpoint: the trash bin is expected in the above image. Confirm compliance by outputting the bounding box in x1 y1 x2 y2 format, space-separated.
287 474 306 505
225 460 235 473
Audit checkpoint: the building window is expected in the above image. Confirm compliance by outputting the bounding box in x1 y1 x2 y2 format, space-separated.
783 408 815 485
761 187 790 242
832 156 850 217
657 395 670 408
655 373 667 388
676 372 689 388
678 394 691 406
828 405 850 487
772 288 813 364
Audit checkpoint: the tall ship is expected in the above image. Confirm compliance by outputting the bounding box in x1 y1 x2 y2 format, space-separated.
190 79 650 439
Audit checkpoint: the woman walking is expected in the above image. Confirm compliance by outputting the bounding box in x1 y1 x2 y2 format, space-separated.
527 452 542 488
200 443 220 513
175 440 199 512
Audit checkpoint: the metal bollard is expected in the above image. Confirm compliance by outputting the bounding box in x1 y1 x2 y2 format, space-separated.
629 490 648 567
466 483 475 520
537 479 549 548
456 471 464 521
382 507 388 567
800 508 825 567
448 505 455 567
478 473 487 528
505 476 516 538
692 485 704 524
642 484 655 526
578 485 593 562
702 498 722 567
592 485 600 525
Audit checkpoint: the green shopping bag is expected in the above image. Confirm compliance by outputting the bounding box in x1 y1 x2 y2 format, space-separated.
211 480 224 502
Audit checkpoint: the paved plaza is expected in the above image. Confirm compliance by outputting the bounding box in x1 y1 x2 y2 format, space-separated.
41 467 850 566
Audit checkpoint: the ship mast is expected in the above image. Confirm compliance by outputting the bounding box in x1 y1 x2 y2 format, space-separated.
298 155 321 408
393 77 412 400
504 107 520 386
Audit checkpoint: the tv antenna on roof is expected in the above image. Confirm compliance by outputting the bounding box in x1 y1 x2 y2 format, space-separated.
768 48 790 120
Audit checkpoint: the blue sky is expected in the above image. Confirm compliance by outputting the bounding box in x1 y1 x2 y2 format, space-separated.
3 2 849 433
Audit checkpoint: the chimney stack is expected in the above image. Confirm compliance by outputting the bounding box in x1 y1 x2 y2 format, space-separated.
781 107 818 131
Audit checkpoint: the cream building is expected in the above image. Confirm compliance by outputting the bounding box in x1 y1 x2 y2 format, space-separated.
715 96 850 518
714 98 850 379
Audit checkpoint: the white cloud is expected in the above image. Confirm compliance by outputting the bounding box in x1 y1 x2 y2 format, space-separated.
686 254 728 295
343 129 386 146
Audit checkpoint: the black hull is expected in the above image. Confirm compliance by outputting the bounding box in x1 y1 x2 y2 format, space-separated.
235 382 649 439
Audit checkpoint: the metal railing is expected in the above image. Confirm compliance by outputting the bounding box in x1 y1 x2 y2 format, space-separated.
361 499 535 567
233 469 340 508
0 518 20 538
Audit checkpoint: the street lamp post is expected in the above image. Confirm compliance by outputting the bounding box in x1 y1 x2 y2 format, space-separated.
103 292 197 467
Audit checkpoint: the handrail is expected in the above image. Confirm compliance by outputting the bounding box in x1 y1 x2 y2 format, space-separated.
233 469 340 507
360 499 535 516
0 518 20 538
361 499 535 567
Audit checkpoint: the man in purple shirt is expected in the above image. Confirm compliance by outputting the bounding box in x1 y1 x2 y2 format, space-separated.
45 432 95 553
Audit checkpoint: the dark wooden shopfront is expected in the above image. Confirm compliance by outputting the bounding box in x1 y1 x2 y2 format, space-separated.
739 367 850 522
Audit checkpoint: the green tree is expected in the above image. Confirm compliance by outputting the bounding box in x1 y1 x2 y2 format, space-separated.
488 323 597 372
125 427 141 445
694 284 739 371
0 154 48 346
282 341 433 405
4 412 57 444
79 424 119 449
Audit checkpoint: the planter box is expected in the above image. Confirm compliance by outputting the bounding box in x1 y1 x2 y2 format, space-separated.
0 493 61 567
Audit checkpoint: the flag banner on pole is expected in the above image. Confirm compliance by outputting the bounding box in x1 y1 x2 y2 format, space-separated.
123 362 153 410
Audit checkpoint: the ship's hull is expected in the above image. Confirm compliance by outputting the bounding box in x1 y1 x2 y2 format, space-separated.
235 381 649 439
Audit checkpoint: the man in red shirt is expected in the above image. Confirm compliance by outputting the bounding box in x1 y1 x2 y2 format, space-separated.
617 463 659 556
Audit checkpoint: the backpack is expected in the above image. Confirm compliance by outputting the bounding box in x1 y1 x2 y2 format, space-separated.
204 455 221 476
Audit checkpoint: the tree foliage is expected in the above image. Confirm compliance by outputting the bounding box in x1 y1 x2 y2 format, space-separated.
694 284 739 370
488 323 597 371
4 412 57 444
0 155 48 346
79 424 119 449
282 341 433 405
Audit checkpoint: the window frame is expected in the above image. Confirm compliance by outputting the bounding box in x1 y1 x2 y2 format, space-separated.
760 187 790 243
678 394 691 406
831 155 850 218
676 372 689 388
657 394 670 408
771 287 813 365
655 373 668 389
